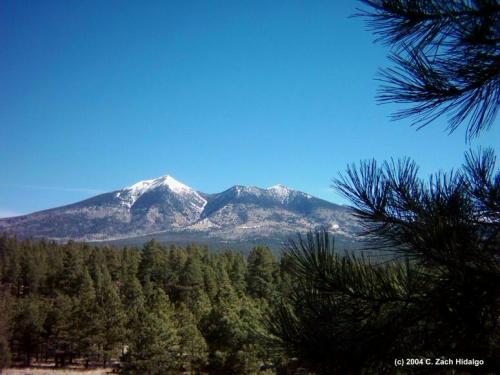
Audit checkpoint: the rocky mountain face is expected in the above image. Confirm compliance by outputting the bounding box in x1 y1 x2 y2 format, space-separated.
0 175 360 246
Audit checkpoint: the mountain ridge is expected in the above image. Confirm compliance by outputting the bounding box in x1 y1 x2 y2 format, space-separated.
0 175 360 246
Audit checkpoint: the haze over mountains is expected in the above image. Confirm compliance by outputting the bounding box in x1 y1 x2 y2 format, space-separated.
0 175 360 248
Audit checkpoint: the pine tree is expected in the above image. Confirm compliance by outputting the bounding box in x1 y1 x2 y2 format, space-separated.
44 293 74 367
175 303 208 374
180 256 204 288
121 282 180 374
138 240 168 286
228 253 247 295
18 244 46 296
166 246 188 298
57 248 84 297
95 265 126 367
202 264 218 301
200 295 263 375
120 274 145 344
11 295 48 366
270 150 500 373
120 311 180 375
72 270 98 367
103 246 122 281
120 248 141 283
246 246 276 300
179 256 207 311
0 289 12 369
358 0 500 139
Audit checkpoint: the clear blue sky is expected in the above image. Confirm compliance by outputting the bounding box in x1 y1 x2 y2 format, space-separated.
1 0 498 217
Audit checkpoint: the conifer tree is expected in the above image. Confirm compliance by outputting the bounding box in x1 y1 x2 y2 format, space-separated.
11 295 47 366
138 240 168 286
120 248 141 283
58 248 84 297
72 270 98 366
214 262 239 306
246 246 276 300
358 0 500 139
3 239 22 297
200 295 263 375
44 293 74 367
120 274 145 344
120 311 180 375
180 256 204 289
121 282 180 374
202 264 218 301
0 289 12 369
175 303 208 374
95 266 126 367
228 253 247 295
269 150 500 373
166 246 187 292
103 246 122 281
18 245 46 296
179 256 207 311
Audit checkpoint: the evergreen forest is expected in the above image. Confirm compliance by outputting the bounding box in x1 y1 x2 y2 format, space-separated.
0 236 287 374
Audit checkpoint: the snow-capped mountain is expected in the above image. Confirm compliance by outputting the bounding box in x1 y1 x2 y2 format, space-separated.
0 175 360 247
116 175 206 212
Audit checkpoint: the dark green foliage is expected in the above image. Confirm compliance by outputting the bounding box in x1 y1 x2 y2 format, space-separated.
0 236 280 372
179 256 207 313
358 0 500 139
120 274 145 343
200 296 265 375
58 247 84 296
269 232 418 374
71 270 98 364
0 290 12 369
228 252 247 295
269 150 500 374
43 293 74 366
94 266 126 366
120 311 179 375
138 240 168 286
120 285 180 375
11 295 48 366
181 256 204 287
246 246 277 300
175 303 208 373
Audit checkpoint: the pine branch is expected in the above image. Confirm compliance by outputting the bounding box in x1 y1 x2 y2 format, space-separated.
357 0 500 139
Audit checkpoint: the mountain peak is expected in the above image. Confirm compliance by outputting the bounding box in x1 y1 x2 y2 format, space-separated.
267 184 292 201
0 176 356 244
267 184 290 191
157 175 192 195
125 174 190 194
117 174 201 208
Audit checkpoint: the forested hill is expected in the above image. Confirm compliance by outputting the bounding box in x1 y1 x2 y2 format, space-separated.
0 235 289 374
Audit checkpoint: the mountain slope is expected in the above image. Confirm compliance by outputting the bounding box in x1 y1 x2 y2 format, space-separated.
0 175 360 244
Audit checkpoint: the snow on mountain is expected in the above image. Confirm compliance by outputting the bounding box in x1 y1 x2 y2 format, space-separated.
116 175 207 211
0 175 361 246
266 184 311 203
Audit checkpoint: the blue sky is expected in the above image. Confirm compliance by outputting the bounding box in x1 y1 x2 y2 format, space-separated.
1 0 498 217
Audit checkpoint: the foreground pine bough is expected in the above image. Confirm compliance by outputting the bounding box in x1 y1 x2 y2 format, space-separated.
268 149 500 374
